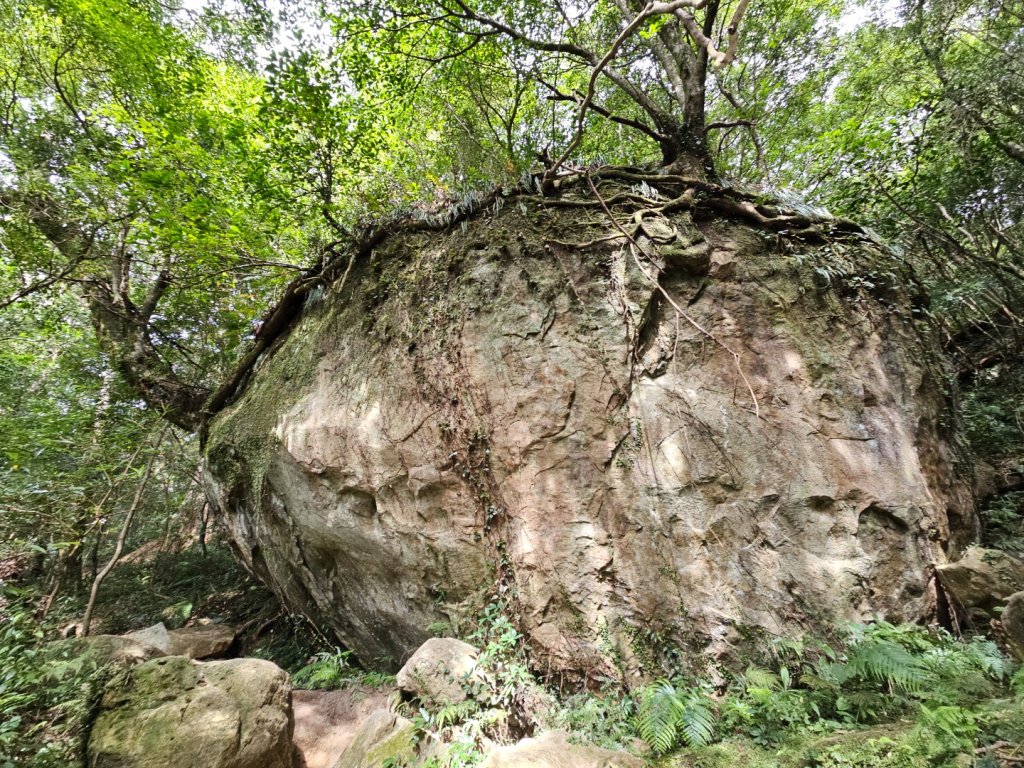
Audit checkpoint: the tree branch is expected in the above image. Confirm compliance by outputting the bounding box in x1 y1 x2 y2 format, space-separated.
82 423 168 636
539 77 668 143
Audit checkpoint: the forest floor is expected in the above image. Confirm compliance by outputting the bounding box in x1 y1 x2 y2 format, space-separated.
292 687 389 768
3 531 1024 767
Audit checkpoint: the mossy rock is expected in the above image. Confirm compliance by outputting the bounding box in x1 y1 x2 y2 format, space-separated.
88 656 293 768
331 708 416 768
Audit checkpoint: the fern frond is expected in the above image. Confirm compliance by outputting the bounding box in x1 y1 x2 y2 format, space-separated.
846 639 927 694
636 680 679 755
433 699 480 729
800 672 839 692
964 638 1014 681
743 666 781 692
843 690 891 721
1011 666 1024 695
675 690 716 747
807 658 847 687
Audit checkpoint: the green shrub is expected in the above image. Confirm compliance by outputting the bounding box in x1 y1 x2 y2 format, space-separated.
291 648 355 689
0 590 108 767
550 690 635 751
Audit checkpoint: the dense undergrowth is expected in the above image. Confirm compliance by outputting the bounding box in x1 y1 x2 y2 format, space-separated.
3 545 1023 768
0 540 332 766
290 602 1022 768
3 549 1024 768
2 385 1022 768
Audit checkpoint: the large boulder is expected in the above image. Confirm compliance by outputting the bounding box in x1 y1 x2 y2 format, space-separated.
204 182 976 676
480 731 643 768
87 656 292 768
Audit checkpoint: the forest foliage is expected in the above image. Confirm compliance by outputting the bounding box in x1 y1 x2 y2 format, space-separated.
1 0 1022 570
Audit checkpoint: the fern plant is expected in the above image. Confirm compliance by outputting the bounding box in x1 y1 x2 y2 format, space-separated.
635 680 716 754
291 648 353 690
551 690 636 751
842 636 928 695
737 665 817 744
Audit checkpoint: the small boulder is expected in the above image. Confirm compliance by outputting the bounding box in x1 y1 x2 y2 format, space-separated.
480 731 643 768
123 622 173 654
120 621 235 660
396 637 478 706
638 216 678 244
87 656 292 768
661 239 711 274
167 623 235 659
331 708 416 768
936 546 1024 611
1001 591 1024 661
49 634 163 668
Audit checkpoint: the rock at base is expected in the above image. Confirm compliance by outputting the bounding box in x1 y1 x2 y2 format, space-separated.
1001 591 1024 660
292 687 390 768
122 622 172 654
87 656 292 768
480 731 643 768
331 708 416 768
168 623 236 658
122 621 236 659
936 547 1024 611
396 637 478 706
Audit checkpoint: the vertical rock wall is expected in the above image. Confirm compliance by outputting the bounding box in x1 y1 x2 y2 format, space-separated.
204 185 975 677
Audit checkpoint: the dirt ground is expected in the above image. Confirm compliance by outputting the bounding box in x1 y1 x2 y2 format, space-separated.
291 685 390 768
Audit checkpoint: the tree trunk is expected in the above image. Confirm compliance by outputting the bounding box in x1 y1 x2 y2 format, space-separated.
84 282 207 432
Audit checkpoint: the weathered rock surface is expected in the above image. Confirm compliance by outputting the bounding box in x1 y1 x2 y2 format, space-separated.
936 546 1024 611
48 634 163 668
999 591 1024 660
87 656 292 768
204 188 975 676
123 622 172 653
331 708 416 768
480 731 643 768
396 637 478 706
123 621 236 659
168 623 236 658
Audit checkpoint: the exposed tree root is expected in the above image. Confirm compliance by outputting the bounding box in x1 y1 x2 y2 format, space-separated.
200 165 876 436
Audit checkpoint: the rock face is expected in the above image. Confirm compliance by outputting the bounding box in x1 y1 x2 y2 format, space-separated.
331 709 416 768
88 656 292 768
1001 591 1024 660
292 687 390 768
204 184 975 677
